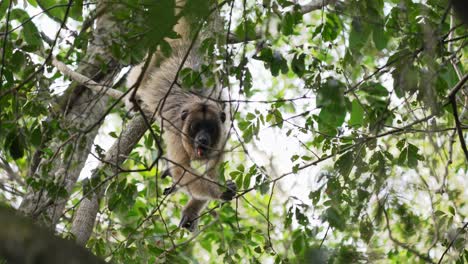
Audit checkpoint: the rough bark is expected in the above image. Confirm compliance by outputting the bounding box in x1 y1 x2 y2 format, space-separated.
0 206 106 264
71 115 150 245
19 1 122 227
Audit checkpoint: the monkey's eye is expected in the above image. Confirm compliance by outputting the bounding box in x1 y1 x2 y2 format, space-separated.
181 110 189 121
220 112 226 123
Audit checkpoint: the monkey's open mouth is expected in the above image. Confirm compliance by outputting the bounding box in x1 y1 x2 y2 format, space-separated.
196 146 207 157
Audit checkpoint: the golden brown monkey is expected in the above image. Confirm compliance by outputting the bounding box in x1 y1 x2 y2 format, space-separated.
125 0 235 231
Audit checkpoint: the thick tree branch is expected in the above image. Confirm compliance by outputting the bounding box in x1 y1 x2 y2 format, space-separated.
51 57 124 100
71 115 150 245
445 73 468 161
446 73 468 100
0 206 106 264
300 0 335 13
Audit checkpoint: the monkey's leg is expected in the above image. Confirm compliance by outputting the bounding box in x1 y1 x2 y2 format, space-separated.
179 199 208 232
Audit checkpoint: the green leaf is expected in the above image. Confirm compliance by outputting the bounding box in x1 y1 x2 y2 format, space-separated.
234 19 257 40
372 23 389 50
359 219 374 243
11 50 26 69
321 13 342 42
0 0 9 20
324 207 345 230
349 18 371 53
27 0 38 7
349 99 364 127
30 126 42 147
254 48 288 76
292 232 306 255
291 53 306 77
280 7 302 36
246 113 256 121
10 9 43 50
37 0 67 23
360 82 389 97
281 12 294 36
6 130 25 160
397 143 422 168
235 172 244 189
295 208 309 226
392 64 419 98
270 51 288 76
316 78 347 136
69 0 83 21
335 151 354 177
184 0 211 22
243 172 251 189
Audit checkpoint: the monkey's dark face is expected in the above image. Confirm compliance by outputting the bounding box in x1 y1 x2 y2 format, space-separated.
181 103 226 159
190 119 219 158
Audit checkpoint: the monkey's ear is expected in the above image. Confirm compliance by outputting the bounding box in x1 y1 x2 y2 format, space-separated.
220 112 226 123
181 110 189 121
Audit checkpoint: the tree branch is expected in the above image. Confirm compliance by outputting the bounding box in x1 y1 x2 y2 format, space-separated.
300 0 335 13
227 0 336 43
380 199 435 264
51 57 124 100
438 222 468 264
0 156 23 185
71 115 150 245
446 73 468 100
450 98 468 161
0 206 106 264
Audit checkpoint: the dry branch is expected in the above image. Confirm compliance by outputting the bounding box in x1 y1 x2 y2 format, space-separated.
52 57 124 100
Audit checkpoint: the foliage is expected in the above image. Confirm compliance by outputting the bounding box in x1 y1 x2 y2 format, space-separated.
0 0 467 263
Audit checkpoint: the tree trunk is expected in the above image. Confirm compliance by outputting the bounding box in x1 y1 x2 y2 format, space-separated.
19 1 122 228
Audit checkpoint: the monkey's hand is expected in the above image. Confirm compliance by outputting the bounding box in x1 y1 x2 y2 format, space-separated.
124 93 147 116
220 180 237 201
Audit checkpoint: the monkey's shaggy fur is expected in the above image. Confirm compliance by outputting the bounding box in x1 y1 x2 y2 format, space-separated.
125 6 235 231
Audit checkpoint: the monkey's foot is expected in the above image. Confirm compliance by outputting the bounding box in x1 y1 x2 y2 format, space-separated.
179 214 199 232
220 180 237 201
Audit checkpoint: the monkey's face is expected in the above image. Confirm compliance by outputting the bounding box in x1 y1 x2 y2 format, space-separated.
181 103 226 159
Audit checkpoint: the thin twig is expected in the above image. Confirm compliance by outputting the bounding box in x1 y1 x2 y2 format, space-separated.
437 222 468 264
